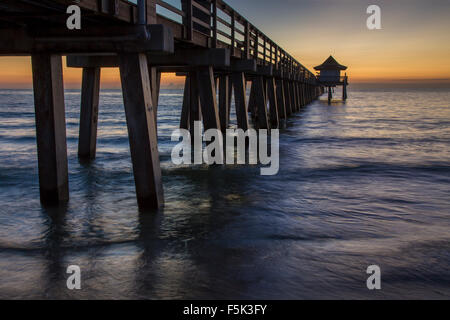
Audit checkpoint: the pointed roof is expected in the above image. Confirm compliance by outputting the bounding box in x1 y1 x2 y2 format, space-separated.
314 56 347 71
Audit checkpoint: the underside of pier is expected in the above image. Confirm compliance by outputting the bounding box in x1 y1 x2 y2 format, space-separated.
0 0 323 210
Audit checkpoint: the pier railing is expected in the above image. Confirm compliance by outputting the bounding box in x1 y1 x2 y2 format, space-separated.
125 0 315 79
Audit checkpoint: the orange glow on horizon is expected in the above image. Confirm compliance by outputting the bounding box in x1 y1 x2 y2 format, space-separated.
0 53 448 89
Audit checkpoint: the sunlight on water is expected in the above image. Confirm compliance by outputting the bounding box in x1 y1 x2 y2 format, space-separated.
0 87 449 299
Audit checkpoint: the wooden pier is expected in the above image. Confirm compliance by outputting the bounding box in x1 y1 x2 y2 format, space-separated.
0 0 323 210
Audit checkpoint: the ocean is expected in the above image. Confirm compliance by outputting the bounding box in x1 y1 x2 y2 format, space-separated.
0 86 449 299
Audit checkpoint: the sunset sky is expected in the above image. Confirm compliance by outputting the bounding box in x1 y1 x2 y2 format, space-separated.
1 0 449 88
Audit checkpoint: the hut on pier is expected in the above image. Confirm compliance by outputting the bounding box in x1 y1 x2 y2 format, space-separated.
314 56 348 104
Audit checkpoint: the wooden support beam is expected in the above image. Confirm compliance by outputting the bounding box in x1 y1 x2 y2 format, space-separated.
149 66 161 123
276 79 287 120
218 75 230 132
149 48 230 67
288 81 295 112
248 80 257 120
180 75 190 129
31 54 69 204
298 82 304 108
306 84 310 104
118 53 164 210
68 48 229 68
302 82 306 106
196 66 221 131
227 78 233 126
189 71 201 133
78 67 101 160
328 86 332 104
35 25 173 55
273 69 284 79
343 78 348 101
294 82 300 112
231 72 249 130
255 65 273 76
66 55 118 68
216 59 257 73
283 80 292 116
289 81 296 113
253 76 269 129
267 77 279 128
1 24 173 55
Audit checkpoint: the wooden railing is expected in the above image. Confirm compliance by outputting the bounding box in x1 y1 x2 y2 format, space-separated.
126 0 315 79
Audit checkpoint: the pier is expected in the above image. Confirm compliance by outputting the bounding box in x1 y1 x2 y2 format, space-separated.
0 0 323 210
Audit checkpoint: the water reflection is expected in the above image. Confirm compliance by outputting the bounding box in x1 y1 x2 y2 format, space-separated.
0 88 449 299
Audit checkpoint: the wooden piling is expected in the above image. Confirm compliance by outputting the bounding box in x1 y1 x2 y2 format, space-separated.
218 75 230 132
328 86 332 104
253 76 269 129
31 54 69 204
343 77 348 101
293 81 299 112
298 82 303 108
189 71 201 134
78 67 101 160
248 79 257 120
298 82 304 108
283 80 292 116
231 72 249 131
276 79 287 119
288 81 296 113
301 82 306 106
149 67 161 123
267 77 279 128
196 66 221 131
118 53 164 210
180 75 190 129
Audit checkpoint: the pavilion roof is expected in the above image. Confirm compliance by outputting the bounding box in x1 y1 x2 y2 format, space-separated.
314 56 347 71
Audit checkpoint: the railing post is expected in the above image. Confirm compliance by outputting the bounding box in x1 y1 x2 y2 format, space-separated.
244 21 250 59
263 37 266 65
231 11 235 52
137 0 147 25
185 0 193 41
269 42 273 65
212 0 218 48
254 30 259 60
146 0 157 24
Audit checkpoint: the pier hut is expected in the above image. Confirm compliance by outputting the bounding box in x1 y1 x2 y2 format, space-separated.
314 56 348 104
